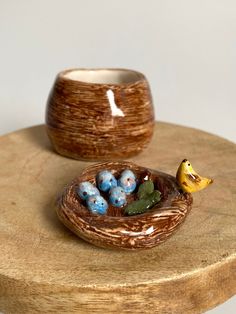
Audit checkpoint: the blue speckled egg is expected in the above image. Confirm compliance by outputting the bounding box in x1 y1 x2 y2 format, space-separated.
86 195 108 215
96 170 117 192
109 186 127 207
77 181 100 200
118 169 137 194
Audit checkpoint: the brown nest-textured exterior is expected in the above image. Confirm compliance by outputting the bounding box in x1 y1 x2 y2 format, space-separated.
56 161 193 250
46 68 154 160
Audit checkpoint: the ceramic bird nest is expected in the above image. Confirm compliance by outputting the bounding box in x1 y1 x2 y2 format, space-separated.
56 161 193 250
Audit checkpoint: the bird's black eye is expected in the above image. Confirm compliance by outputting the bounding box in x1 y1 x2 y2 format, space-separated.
110 178 113 182
93 200 96 203
83 191 87 196
115 199 118 204
127 178 130 181
188 163 190 166
100 179 103 184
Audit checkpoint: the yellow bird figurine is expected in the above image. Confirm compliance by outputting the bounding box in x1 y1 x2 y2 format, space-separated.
176 159 213 193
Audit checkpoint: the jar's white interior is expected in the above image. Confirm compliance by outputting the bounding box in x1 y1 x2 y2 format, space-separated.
63 69 141 84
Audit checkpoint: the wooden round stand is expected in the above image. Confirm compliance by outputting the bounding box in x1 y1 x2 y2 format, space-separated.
0 122 235 313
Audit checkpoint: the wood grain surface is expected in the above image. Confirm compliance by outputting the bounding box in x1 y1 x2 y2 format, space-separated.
0 122 235 314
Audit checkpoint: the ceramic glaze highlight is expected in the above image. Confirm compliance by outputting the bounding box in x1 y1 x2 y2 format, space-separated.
76 181 100 200
46 68 154 160
118 169 137 194
86 195 108 215
109 186 127 207
96 170 117 192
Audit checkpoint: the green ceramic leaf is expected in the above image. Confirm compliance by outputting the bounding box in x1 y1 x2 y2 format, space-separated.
137 180 155 199
125 190 161 216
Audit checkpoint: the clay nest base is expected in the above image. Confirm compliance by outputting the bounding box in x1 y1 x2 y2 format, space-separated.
56 161 193 250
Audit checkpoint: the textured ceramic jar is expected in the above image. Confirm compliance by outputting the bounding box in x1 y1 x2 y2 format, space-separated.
46 68 154 160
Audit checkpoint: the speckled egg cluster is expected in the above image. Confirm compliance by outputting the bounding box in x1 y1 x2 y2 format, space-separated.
76 181 108 215
77 169 137 215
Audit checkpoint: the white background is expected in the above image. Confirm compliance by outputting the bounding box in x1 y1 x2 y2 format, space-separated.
0 0 235 313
